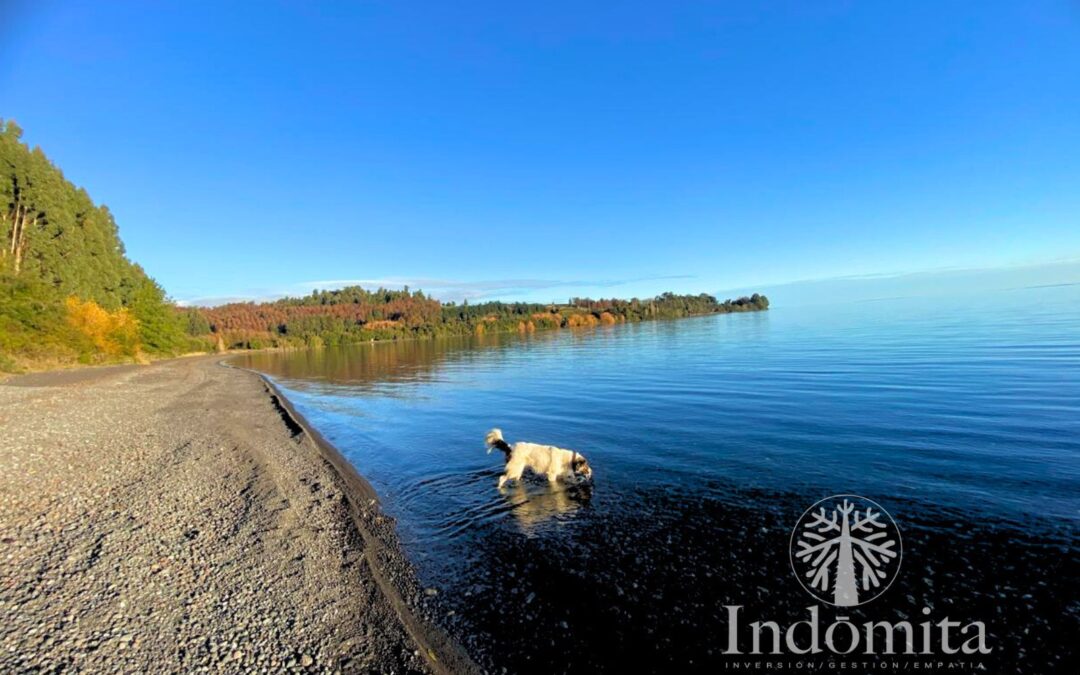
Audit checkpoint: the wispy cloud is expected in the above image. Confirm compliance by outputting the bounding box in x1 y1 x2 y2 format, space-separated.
726 255 1080 293
175 295 276 308
718 258 1080 307
180 274 695 306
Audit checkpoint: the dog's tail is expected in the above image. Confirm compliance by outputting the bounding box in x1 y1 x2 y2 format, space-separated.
485 428 513 459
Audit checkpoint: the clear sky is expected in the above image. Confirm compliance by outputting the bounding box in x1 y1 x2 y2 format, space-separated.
2 1 1078 305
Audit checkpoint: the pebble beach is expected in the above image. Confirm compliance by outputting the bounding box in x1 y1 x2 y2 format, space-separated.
0 357 474 674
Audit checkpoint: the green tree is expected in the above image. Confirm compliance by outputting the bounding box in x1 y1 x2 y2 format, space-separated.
1 119 186 368
127 276 185 354
183 308 212 336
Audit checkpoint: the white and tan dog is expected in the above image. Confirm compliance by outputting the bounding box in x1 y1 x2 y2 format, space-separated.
485 428 594 489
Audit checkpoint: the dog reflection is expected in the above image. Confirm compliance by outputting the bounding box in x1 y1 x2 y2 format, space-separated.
501 482 592 535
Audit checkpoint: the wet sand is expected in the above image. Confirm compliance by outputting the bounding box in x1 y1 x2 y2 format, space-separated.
0 356 475 674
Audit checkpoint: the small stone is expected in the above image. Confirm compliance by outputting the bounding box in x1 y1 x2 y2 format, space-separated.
423 588 438 597
300 654 314 667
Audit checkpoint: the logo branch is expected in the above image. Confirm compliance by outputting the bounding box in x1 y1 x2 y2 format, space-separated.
794 498 899 606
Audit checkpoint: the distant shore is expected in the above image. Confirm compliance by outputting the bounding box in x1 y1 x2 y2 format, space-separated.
0 356 475 673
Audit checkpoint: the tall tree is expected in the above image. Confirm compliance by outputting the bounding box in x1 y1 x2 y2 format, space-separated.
1 119 186 369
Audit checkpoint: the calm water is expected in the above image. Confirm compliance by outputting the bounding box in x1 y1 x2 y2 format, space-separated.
236 286 1080 673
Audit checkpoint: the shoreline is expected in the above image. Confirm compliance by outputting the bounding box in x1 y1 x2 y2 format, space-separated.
226 360 477 674
2 304 767 379
0 354 476 673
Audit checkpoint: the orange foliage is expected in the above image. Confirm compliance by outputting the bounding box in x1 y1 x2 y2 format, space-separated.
564 313 600 328
65 297 140 357
599 312 617 325
531 313 562 329
201 294 443 333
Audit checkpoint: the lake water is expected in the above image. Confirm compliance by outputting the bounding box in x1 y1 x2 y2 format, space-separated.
235 286 1080 674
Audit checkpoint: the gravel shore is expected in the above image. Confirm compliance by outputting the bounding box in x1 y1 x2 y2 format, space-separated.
0 356 475 674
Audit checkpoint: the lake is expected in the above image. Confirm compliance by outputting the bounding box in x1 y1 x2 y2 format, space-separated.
234 286 1079 673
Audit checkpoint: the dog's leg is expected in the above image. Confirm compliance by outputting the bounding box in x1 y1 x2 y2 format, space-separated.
499 459 526 488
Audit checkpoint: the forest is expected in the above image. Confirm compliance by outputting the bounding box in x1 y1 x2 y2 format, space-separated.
198 288 769 350
0 119 768 371
0 120 200 372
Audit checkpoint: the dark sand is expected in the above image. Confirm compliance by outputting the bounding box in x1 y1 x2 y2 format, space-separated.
0 356 475 674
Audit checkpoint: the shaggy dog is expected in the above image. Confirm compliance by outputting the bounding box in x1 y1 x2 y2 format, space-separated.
485 428 594 489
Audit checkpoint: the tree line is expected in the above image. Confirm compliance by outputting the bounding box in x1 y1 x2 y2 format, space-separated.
194 288 769 350
0 119 769 371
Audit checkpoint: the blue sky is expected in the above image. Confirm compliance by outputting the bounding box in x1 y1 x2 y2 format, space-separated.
2 1 1079 305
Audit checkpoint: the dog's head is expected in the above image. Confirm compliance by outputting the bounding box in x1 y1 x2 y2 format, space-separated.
571 455 594 483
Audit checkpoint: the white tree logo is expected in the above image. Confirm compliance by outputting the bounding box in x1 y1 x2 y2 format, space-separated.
789 495 902 606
